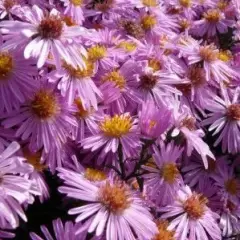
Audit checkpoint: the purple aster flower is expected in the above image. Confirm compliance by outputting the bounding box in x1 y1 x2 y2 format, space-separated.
202 88 240 154
60 0 85 25
58 168 158 240
2 82 77 153
0 142 39 229
0 48 38 113
48 57 102 108
159 185 221 240
143 142 183 206
139 100 172 139
194 8 233 37
81 112 141 158
30 218 86 240
0 5 89 69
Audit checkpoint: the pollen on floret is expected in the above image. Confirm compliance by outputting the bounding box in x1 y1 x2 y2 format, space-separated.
0 52 13 80
148 58 162 72
179 0 191 8
153 220 175 240
117 41 137 52
38 15 63 39
70 0 83 6
63 59 94 78
98 181 132 214
141 14 157 30
74 98 91 119
217 0 228 10
183 193 207 219
199 45 219 62
62 16 77 26
225 178 238 195
203 9 221 23
140 74 158 90
88 45 107 62
181 117 196 131
100 114 133 138
218 50 232 62
84 168 107 181
31 90 59 119
22 147 46 172
188 66 206 87
226 104 240 121
121 20 145 39
179 19 191 31
142 0 158 7
101 70 126 89
161 163 179 184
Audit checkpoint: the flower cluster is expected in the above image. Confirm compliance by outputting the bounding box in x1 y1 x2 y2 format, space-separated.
0 0 240 239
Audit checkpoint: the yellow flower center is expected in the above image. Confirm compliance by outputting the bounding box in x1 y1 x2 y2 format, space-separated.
88 45 107 62
142 0 158 7
117 41 137 52
102 70 126 89
179 0 191 7
70 0 82 6
218 50 232 62
84 168 107 181
22 147 46 172
141 15 157 30
225 179 238 195
179 19 191 31
153 220 175 240
98 181 131 214
148 58 162 72
199 45 219 62
183 194 207 219
0 52 13 80
226 104 240 121
74 98 91 119
31 90 58 119
203 9 221 23
161 163 179 184
100 114 132 138
217 0 228 10
63 59 94 78
38 16 63 39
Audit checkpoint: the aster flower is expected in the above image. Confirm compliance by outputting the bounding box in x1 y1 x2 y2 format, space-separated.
58 168 158 240
0 48 38 113
60 0 85 25
194 8 233 37
48 57 102 108
30 218 86 240
0 5 88 68
139 100 172 139
202 88 240 154
81 112 141 158
2 82 77 153
0 142 39 229
143 142 183 206
159 185 221 240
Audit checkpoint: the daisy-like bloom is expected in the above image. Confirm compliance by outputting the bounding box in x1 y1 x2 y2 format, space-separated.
81 113 141 158
58 168 158 240
143 142 183 206
60 0 85 25
0 49 38 113
178 42 239 83
202 88 240 154
211 159 240 206
2 83 77 153
159 185 221 240
0 142 39 229
171 100 215 169
21 147 49 203
152 220 176 240
194 8 233 37
48 57 102 108
0 5 88 68
139 100 172 139
30 218 86 240
182 153 217 190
